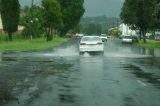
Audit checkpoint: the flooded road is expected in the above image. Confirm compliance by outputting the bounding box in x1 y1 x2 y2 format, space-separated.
0 39 160 106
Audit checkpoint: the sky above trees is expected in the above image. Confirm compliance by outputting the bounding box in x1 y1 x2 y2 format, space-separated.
19 0 124 17
84 0 124 17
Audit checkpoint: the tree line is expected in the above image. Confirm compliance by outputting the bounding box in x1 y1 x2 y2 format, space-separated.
79 16 120 35
0 0 85 41
120 0 160 43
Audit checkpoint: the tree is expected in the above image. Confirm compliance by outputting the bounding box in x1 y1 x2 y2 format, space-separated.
80 16 120 34
86 23 96 35
69 23 83 34
95 24 102 35
108 28 119 37
59 0 85 36
84 23 102 35
20 6 43 39
152 0 160 30
0 0 20 41
42 0 63 41
120 0 155 43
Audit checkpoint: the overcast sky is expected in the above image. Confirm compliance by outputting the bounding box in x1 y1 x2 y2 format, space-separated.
84 0 124 17
20 0 124 17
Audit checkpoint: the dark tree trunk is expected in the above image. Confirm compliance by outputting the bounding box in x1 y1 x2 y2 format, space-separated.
46 34 51 41
142 30 147 43
8 32 13 41
139 31 142 40
46 28 53 41
60 29 67 37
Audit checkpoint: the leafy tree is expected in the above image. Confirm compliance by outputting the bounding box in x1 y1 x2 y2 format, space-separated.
120 0 155 43
42 0 63 41
81 16 120 34
59 0 85 36
108 28 119 37
95 24 102 35
84 23 102 35
0 0 20 41
86 23 96 35
69 23 83 34
20 6 43 39
152 0 160 30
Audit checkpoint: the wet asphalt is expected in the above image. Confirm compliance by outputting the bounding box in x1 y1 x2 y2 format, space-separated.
0 39 160 106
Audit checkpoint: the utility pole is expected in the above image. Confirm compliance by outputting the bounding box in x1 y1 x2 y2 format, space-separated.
30 0 34 40
157 2 160 21
31 0 34 8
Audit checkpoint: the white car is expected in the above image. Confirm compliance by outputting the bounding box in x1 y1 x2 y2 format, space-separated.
122 35 133 43
79 36 104 55
100 34 108 42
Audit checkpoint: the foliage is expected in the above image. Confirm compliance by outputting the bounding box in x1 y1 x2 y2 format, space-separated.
151 0 160 30
81 16 120 34
136 40 160 49
0 0 85 43
59 0 85 36
120 0 156 43
20 6 44 39
42 0 63 41
108 28 119 37
0 0 20 41
69 23 83 34
84 23 102 35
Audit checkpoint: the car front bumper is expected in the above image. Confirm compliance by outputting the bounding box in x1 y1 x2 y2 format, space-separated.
79 45 104 52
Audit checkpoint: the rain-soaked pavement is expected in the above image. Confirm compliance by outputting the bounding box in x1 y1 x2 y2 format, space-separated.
0 39 160 106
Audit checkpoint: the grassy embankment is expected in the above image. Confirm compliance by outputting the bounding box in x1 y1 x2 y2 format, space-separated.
136 40 160 49
0 35 69 51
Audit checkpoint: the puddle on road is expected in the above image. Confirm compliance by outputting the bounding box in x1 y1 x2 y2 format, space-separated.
0 40 160 106
0 52 78 106
104 52 151 58
123 96 137 106
104 43 160 58
122 64 160 88
49 57 80 104
0 80 19 106
132 57 160 69
0 45 79 62
59 93 77 103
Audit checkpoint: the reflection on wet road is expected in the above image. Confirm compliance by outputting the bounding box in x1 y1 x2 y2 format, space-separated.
0 39 160 106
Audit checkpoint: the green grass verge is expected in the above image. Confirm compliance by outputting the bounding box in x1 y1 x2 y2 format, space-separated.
136 40 160 49
0 37 69 52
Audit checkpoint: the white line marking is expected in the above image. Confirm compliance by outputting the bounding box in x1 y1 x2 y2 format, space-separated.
136 79 147 86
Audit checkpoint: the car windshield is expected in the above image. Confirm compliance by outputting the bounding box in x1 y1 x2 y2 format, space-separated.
81 36 101 42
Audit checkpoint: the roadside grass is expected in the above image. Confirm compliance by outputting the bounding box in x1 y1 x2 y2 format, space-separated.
0 35 69 51
136 40 160 49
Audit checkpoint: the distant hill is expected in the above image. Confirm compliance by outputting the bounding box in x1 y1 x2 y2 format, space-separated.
81 16 120 33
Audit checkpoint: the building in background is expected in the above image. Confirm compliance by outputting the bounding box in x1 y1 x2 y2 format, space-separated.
0 16 3 33
119 23 137 35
